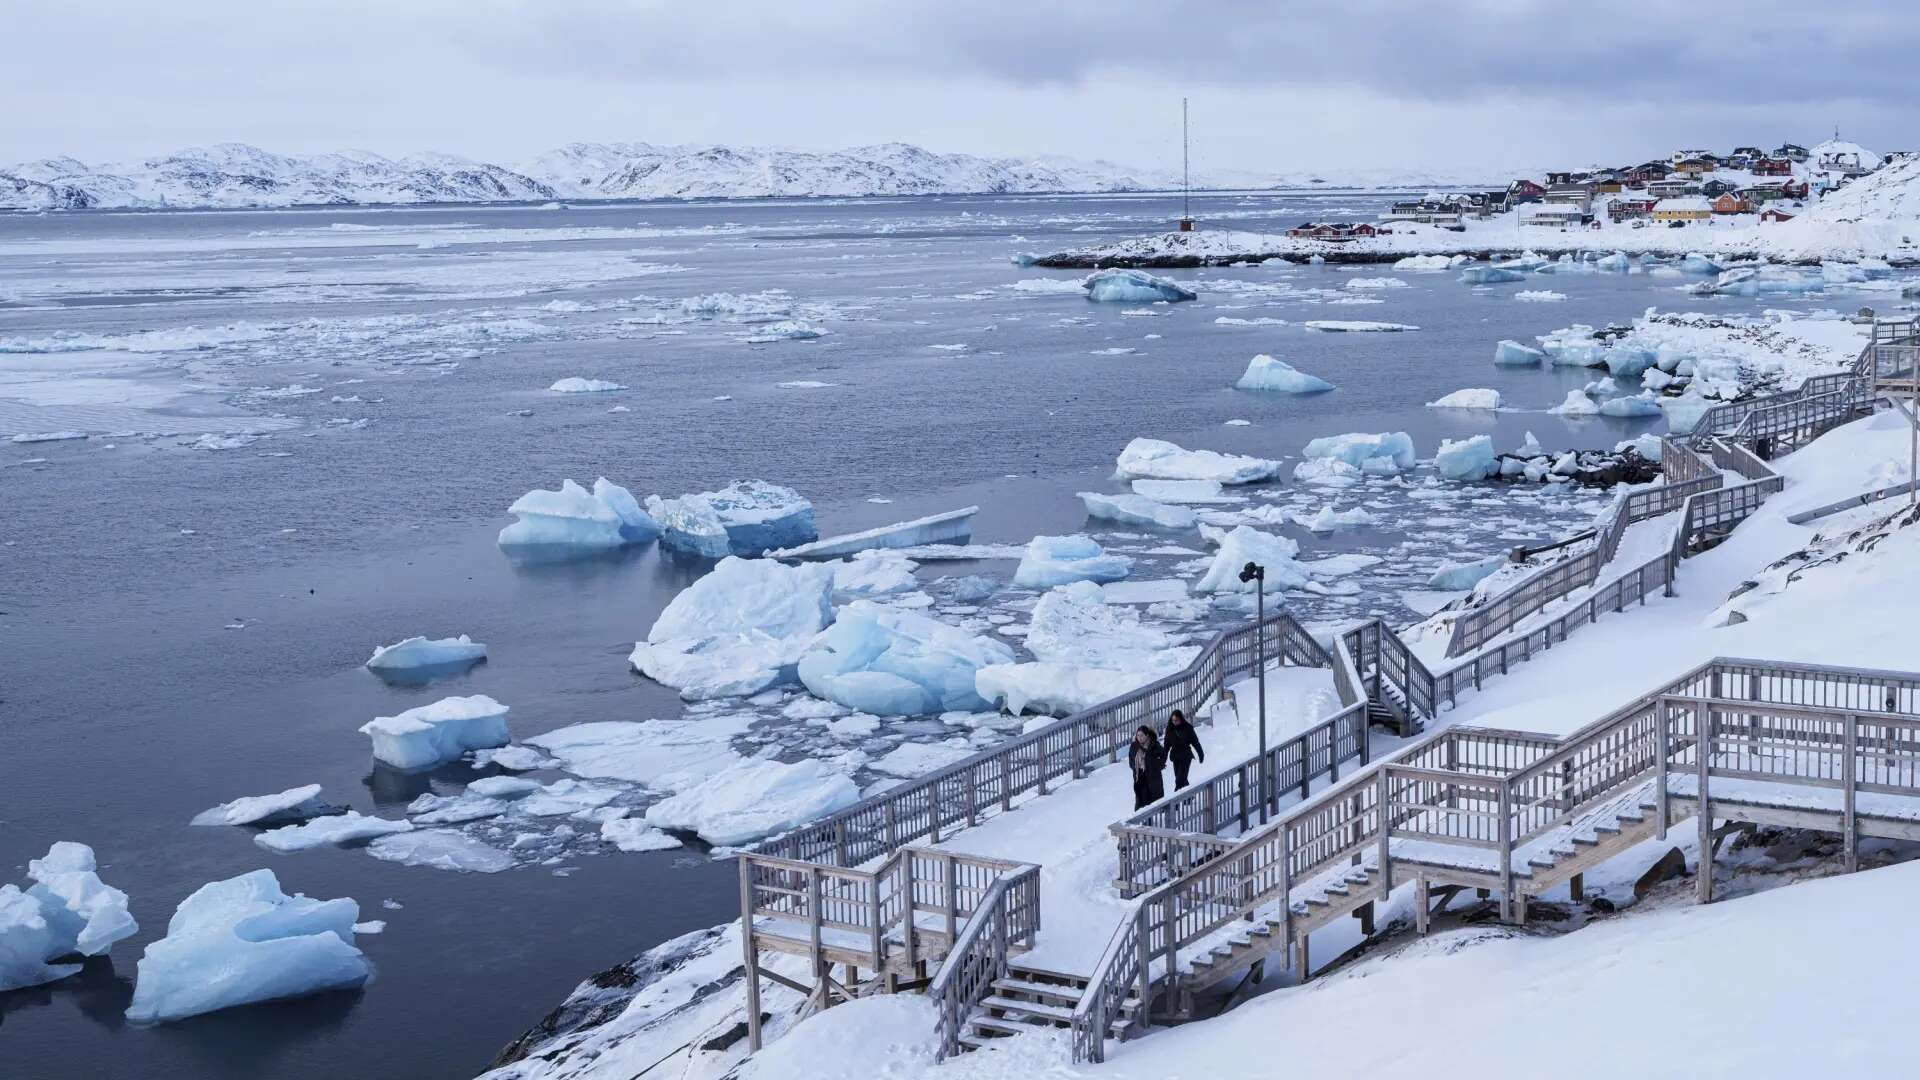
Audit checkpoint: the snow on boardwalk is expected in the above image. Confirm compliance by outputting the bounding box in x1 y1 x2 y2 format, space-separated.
929 665 1338 974
1442 413 1920 740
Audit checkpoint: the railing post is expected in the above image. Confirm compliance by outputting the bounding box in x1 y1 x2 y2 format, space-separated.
944 853 959 944
1656 698 1670 841
885 800 899 850
901 855 918 974
999 755 1012 812
1375 768 1393 892
1135 910 1153 1032
1696 701 1714 905
1843 713 1859 874
1497 781 1514 924
741 858 764 1051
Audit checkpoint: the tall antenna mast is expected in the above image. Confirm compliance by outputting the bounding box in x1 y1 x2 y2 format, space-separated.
1178 98 1194 232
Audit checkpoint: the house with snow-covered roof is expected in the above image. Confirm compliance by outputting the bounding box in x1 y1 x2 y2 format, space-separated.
1519 202 1586 228
1752 156 1793 176
1652 197 1712 222
1774 142 1810 161
1647 178 1700 198
1711 192 1754 215
1758 205 1797 223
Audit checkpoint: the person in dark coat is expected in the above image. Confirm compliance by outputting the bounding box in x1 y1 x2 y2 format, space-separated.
1163 708 1205 791
1129 726 1166 810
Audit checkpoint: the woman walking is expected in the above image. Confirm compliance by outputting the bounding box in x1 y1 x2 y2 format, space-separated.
1129 726 1167 810
1163 708 1205 791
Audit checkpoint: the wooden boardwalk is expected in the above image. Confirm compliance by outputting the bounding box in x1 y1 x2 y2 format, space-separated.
733 318 1920 1065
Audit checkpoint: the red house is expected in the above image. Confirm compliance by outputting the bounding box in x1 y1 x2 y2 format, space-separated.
1759 207 1796 223
1752 157 1793 176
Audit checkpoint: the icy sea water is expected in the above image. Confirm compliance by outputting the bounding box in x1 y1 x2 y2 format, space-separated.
0 191 1848 1079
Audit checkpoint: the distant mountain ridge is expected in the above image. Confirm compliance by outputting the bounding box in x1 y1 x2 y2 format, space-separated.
0 140 1509 211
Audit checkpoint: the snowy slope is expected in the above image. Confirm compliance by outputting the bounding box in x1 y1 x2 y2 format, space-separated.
0 140 1513 210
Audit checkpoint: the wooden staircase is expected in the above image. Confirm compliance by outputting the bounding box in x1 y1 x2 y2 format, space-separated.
957 961 1142 1052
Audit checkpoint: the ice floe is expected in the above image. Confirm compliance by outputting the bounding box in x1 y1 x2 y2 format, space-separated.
0 843 138 992
1129 478 1239 505
1077 491 1198 530
1012 534 1133 588
192 785 339 828
365 830 515 873
1493 340 1546 367
364 634 487 681
1301 320 1418 332
359 695 511 770
1115 437 1280 485
643 758 860 846
1426 388 1501 410
1192 526 1310 593
548 377 628 394
1300 431 1416 475
1082 269 1195 304
255 811 415 853
768 507 975 559
1435 435 1498 481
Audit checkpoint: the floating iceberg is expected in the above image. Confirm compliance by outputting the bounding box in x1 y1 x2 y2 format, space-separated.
1076 491 1198 530
1082 269 1196 304
975 662 1146 717
1616 433 1664 460
1235 354 1334 394
797 600 1014 716
498 480 626 551
592 478 662 542
0 843 139 992
1494 340 1546 367
768 506 975 559
255 811 415 853
1595 252 1632 272
831 550 920 596
1192 526 1311 594
365 830 514 873
1012 535 1132 588
1514 290 1567 302
646 480 816 557
1599 392 1663 418
1427 555 1506 591
125 869 367 1024
1459 267 1527 285
549 377 628 393
1115 437 1280 485
1680 252 1724 274
1130 478 1236 504
365 635 487 678
1393 255 1462 271
1296 505 1379 532
1539 325 1607 367
1426 388 1501 410
643 758 860 846
1435 435 1498 481
1550 389 1600 416
358 695 511 771
633 557 835 699
1302 320 1418 332
1291 457 1362 486
600 818 683 853
1025 581 1195 672
192 785 339 828
1301 431 1416 474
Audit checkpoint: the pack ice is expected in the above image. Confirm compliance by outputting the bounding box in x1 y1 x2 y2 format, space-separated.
1013 534 1133 588
0 842 138 992
1115 437 1281 485
974 581 1199 717
498 478 659 551
1077 491 1198 530
1081 268 1196 304
359 695 511 770
192 784 338 827
631 557 835 699
645 480 816 557
125 869 368 1024
797 600 1014 716
1235 354 1334 394
643 758 860 846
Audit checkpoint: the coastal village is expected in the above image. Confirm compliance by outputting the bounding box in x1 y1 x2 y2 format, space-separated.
1286 138 1891 242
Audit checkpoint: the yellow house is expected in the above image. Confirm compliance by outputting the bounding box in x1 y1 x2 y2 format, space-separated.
1652 197 1713 222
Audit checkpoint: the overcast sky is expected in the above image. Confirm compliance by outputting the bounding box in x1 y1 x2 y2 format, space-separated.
8 1 1918 175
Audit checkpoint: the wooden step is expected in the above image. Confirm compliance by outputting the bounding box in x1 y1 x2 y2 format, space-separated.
958 1031 1001 1050
981 995 1076 1023
969 1015 1046 1037
991 977 1081 1006
1006 961 1091 989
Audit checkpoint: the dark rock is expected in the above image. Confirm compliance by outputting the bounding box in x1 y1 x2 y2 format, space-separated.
700 1016 766 1053
1634 847 1689 900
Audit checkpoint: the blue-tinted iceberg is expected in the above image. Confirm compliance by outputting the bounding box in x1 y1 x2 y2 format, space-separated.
358 695 510 770
1459 267 1527 284
1599 392 1663 418
631 557 836 699
0 842 139 992
1013 535 1133 588
125 869 367 1024
1236 354 1334 394
1192 526 1312 594
1426 388 1501 409
1300 431 1416 474
1595 252 1632 272
646 480 815 557
365 635 487 677
975 581 1200 716
1494 339 1546 367
797 600 1014 716
1082 269 1196 304
1076 491 1198 530
498 480 625 551
1435 435 1498 481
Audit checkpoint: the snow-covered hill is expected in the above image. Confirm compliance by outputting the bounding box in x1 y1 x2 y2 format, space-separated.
0 140 1510 211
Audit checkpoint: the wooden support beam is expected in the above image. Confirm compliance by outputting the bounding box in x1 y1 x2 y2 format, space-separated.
1569 873 1584 902
759 968 812 996
1415 877 1430 935
1354 900 1375 936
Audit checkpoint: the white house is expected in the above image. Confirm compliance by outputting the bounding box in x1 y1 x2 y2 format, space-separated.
1520 203 1586 228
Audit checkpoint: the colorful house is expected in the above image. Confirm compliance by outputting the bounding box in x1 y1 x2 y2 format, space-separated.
1652 197 1713 222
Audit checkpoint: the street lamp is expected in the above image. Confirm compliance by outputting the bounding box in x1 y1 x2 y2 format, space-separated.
1239 561 1269 821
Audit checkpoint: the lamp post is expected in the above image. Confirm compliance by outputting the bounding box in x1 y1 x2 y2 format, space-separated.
1239 561 1269 821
